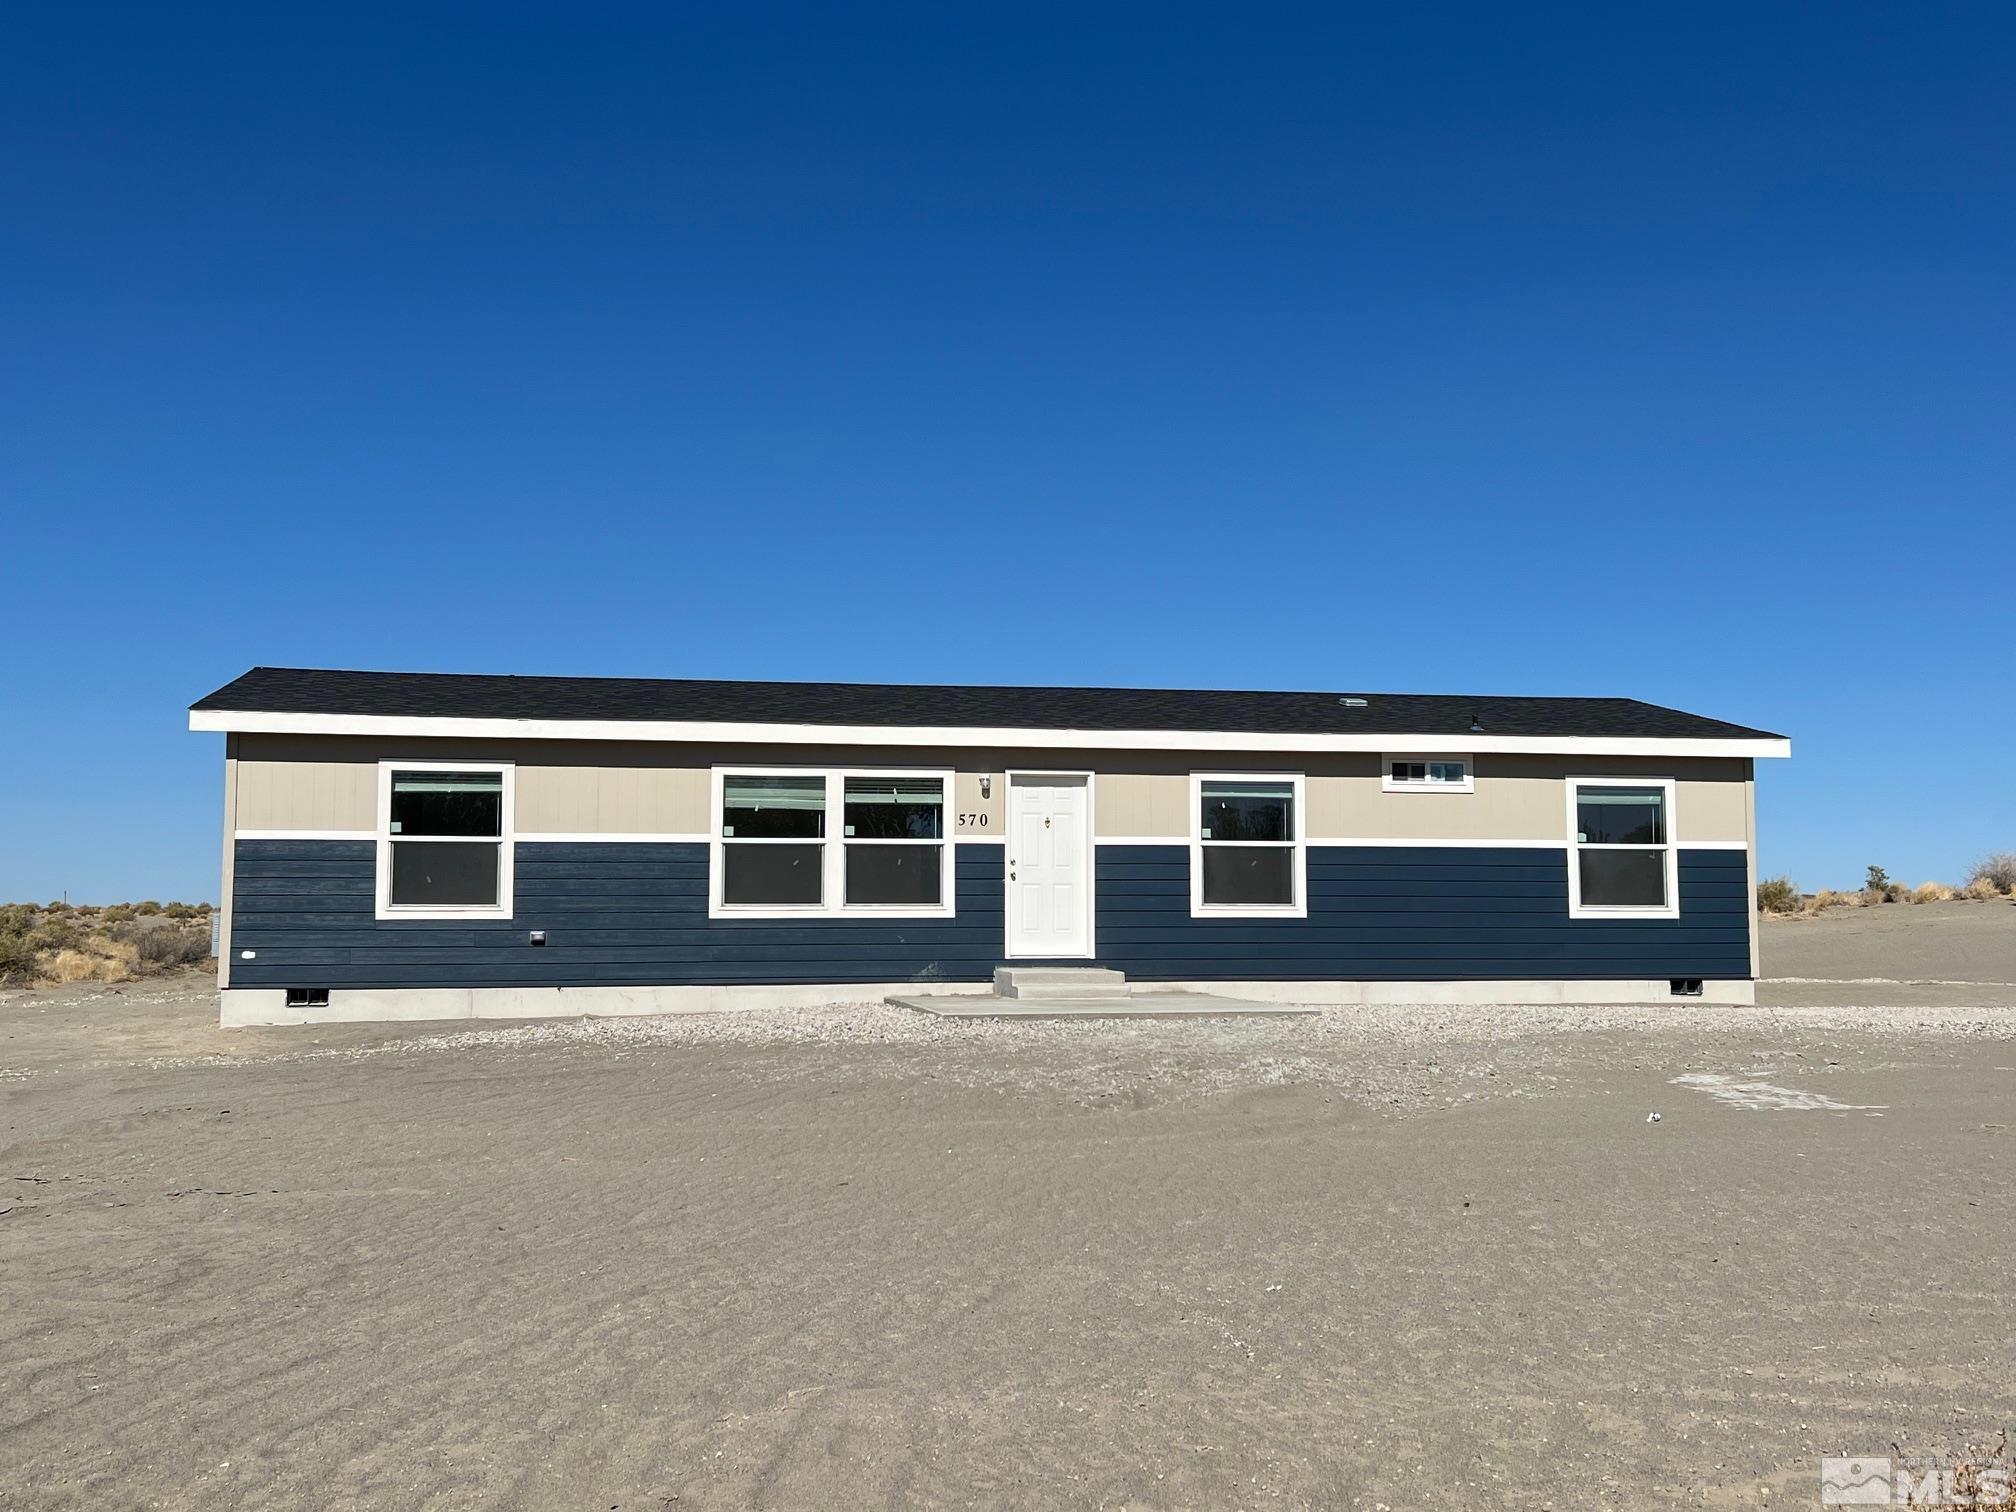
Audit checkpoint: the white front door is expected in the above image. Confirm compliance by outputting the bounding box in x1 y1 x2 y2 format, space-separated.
1006 774 1092 958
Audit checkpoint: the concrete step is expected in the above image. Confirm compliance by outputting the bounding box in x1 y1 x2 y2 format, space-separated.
993 967 1129 1000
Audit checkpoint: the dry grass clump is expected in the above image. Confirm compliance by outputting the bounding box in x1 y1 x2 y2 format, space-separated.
47 940 139 983
1968 851 2016 894
1964 876 2008 903
1911 881 1956 904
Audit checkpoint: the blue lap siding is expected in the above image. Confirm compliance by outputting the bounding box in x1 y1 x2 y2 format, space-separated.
1087 845 1751 981
227 840 1751 990
228 841 1006 988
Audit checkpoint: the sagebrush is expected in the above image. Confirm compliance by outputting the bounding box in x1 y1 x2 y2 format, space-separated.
1755 876 1801 914
136 928 212 971
1968 852 2016 893
0 902 213 986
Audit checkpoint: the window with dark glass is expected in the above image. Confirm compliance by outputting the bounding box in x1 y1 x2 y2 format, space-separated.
843 777 944 906
715 771 955 913
1574 784 1670 908
1198 779 1297 908
387 770 504 907
1389 759 1468 786
720 774 826 906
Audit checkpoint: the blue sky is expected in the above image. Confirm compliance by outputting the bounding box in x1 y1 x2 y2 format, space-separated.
1 3 2010 902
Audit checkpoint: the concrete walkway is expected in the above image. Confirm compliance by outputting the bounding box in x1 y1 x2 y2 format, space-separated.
886 990 1320 1019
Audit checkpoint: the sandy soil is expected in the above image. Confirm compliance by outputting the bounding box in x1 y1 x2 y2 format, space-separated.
5 941 2016 1510
1762 898 2016 986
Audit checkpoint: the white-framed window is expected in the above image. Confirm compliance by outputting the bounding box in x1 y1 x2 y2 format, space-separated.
1383 754 1474 793
1189 772 1306 919
374 760 514 921
1566 776 1679 920
709 767 954 919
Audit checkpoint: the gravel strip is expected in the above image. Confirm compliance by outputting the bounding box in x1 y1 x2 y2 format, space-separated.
141 995 2016 1071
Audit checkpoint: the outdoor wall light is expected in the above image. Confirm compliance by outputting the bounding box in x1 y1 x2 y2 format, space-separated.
979 776 992 799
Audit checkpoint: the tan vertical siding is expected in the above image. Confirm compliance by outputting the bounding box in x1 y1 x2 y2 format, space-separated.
1093 773 1190 837
1675 778 1749 844
234 760 376 832
953 772 1003 835
515 765 710 834
221 740 1758 857
1306 773 1560 840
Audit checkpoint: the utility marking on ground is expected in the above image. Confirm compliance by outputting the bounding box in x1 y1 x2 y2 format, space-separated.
1668 1073 1888 1113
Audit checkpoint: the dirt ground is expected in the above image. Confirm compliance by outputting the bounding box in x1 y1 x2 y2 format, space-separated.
4 908 2015 1510
1762 898 2016 989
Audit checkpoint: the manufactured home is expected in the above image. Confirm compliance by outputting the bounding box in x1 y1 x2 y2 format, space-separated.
190 668 1789 1026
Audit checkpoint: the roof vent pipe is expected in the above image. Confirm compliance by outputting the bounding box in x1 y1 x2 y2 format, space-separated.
1470 711 1485 732
1338 697 1368 707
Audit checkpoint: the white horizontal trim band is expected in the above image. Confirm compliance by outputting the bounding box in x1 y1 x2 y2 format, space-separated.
1098 836 1750 849
235 828 374 841
1309 837 1568 849
518 832 710 844
234 829 1747 850
234 832 1011 846
191 708 1789 759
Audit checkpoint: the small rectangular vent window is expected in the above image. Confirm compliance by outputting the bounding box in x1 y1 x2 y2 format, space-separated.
1383 755 1474 793
285 988 330 1008
1669 978 1704 997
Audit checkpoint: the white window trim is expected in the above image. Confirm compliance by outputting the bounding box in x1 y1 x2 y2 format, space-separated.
708 766 956 921
1382 752 1475 794
1189 771 1308 920
1566 775 1680 921
374 759 515 922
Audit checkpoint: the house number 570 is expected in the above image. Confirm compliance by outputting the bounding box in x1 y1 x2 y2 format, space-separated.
956 813 989 829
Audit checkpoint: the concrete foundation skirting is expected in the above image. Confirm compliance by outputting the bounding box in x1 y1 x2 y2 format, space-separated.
1146 978 1758 1007
216 981 998 1027
219 976 1753 1026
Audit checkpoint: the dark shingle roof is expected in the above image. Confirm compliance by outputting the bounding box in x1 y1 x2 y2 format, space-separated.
191 667 1783 741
